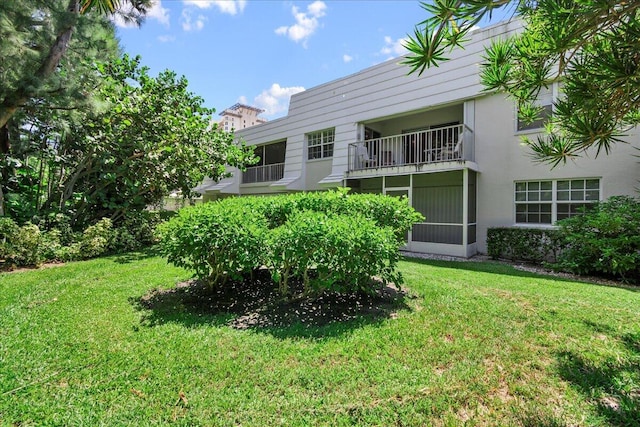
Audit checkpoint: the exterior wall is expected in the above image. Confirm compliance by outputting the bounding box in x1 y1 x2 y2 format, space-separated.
305 159 333 191
197 19 640 257
374 104 464 135
474 92 639 253
232 21 522 192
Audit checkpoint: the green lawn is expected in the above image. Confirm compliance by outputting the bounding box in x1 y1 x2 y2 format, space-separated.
1 255 639 426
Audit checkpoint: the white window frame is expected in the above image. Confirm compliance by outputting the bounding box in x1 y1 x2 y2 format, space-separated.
515 83 558 134
307 128 335 160
514 178 601 225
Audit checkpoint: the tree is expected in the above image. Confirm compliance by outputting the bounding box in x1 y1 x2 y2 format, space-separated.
8 55 255 228
0 0 127 215
0 0 150 131
402 0 640 166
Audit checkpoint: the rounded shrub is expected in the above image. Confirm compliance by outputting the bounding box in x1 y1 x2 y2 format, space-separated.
159 189 422 296
554 196 640 282
267 210 403 295
158 201 267 285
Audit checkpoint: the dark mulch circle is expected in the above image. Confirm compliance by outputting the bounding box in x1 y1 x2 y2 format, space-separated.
138 268 409 330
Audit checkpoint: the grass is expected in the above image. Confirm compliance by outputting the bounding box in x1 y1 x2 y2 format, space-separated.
1 254 639 426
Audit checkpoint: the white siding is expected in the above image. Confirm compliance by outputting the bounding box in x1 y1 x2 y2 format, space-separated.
234 20 522 191
474 92 640 253
199 18 640 257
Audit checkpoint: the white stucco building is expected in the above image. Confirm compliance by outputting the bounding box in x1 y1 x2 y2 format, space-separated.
196 20 639 257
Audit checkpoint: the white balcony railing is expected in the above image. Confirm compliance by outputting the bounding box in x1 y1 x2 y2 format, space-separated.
348 124 473 172
242 162 285 184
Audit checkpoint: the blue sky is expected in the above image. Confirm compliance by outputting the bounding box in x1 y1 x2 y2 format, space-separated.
115 1 509 120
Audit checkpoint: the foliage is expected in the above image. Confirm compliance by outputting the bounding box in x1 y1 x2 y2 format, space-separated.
2 1 253 226
2 54 255 228
267 210 328 295
268 211 401 296
486 226 565 263
110 210 173 253
0 219 62 267
158 202 267 285
0 217 19 260
554 196 640 282
0 0 124 218
0 0 150 129
249 188 424 240
312 213 401 293
159 190 422 295
0 212 169 267
76 218 114 259
403 0 640 166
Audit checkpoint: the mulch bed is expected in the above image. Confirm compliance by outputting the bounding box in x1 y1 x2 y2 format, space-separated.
138 269 409 330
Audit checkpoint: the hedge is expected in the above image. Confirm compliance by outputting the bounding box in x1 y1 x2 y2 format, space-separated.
486 227 565 263
159 189 424 295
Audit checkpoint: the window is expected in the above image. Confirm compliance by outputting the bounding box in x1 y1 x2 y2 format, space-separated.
516 85 554 132
307 128 335 160
515 178 600 224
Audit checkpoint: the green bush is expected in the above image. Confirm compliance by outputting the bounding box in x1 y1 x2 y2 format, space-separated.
77 218 114 258
44 213 77 246
247 188 423 239
109 211 172 253
486 227 565 263
159 189 421 296
158 202 267 285
0 210 172 268
312 213 401 294
267 210 330 295
554 196 640 282
0 217 19 261
58 218 114 261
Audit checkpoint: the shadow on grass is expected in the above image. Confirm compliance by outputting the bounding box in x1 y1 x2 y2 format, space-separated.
129 269 411 339
401 256 640 292
112 247 162 264
556 322 640 426
514 407 568 427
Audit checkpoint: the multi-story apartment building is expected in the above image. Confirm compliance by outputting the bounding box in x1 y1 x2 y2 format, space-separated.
196 20 639 258
219 103 267 132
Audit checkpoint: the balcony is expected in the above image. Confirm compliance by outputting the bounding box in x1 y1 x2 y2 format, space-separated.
242 162 285 184
348 124 473 173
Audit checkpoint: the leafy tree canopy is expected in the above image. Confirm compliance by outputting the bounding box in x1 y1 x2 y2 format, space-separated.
403 0 640 167
7 55 254 227
0 0 150 131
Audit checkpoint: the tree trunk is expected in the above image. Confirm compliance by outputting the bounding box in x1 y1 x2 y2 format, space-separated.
0 0 80 130
0 124 9 216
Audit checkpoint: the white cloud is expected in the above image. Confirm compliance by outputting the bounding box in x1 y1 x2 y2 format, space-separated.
182 9 207 31
380 36 409 58
113 0 169 28
183 0 247 15
251 84 305 117
147 0 170 26
158 34 175 43
343 54 353 63
275 1 326 48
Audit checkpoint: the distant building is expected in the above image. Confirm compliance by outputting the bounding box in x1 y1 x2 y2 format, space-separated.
219 103 267 132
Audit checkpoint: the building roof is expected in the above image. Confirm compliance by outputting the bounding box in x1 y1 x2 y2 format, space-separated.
220 103 265 116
